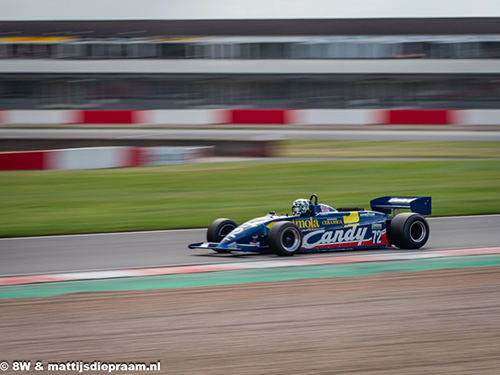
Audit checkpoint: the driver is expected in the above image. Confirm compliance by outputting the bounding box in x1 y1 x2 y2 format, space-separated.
292 199 311 217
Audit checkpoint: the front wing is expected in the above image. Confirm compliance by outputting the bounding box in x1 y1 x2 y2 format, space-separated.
188 242 262 252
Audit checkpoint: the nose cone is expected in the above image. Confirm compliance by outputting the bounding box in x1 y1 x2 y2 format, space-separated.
219 216 275 245
220 225 256 245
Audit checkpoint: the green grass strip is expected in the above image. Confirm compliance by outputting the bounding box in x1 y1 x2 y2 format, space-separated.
283 140 500 159
1 159 500 237
2 255 500 300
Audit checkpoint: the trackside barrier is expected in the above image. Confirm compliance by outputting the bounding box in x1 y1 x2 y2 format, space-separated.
221 109 292 124
81 110 134 124
0 109 499 125
456 110 500 125
0 150 46 170
3 110 75 125
297 109 380 125
136 146 214 165
46 147 134 170
385 110 450 125
139 110 220 125
0 146 214 171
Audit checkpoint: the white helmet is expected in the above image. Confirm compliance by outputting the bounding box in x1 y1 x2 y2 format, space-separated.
292 199 310 216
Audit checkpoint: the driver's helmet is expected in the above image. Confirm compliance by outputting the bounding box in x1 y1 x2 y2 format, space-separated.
292 199 310 216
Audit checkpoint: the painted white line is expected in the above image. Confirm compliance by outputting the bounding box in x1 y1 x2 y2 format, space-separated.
428 214 500 220
55 270 136 280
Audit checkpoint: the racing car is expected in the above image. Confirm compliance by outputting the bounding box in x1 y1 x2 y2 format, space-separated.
188 194 431 256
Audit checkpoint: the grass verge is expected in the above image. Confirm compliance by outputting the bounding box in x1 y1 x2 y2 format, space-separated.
1 158 499 237
282 141 500 159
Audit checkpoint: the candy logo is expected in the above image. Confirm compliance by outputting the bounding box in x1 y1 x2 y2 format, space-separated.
302 227 369 249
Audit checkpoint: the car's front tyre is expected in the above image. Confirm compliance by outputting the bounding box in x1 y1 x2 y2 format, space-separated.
207 218 238 253
268 221 303 256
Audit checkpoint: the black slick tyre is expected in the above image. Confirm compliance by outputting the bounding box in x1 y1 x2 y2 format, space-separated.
388 212 430 249
268 221 303 256
206 218 238 253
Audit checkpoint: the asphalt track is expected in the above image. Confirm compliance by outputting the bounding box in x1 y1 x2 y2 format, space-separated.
1 215 499 277
2 128 500 141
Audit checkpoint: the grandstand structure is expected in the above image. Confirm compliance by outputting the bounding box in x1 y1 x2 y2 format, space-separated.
1 18 500 112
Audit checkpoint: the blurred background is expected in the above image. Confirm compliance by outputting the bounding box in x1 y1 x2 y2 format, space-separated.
1 1 500 111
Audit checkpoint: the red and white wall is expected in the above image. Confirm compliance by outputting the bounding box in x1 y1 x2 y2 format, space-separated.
0 146 213 171
0 109 499 125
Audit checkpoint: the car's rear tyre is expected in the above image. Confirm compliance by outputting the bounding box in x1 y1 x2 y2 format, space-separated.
207 218 238 253
268 222 303 256
387 213 430 249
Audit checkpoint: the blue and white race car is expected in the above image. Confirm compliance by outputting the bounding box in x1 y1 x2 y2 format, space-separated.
189 194 431 256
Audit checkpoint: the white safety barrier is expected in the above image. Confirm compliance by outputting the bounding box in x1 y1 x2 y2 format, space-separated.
297 109 380 125
138 146 213 165
46 147 133 170
138 110 219 125
457 110 500 125
3 110 75 124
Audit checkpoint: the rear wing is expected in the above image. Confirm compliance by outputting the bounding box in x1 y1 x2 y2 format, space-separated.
370 196 431 216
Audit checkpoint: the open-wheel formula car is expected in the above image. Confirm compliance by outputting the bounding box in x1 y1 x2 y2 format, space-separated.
189 194 431 256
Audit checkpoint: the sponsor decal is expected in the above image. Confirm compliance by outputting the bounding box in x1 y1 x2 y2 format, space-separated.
389 198 417 204
319 204 333 212
321 219 343 226
372 223 382 230
293 218 320 230
302 227 369 249
343 212 359 225
250 235 259 245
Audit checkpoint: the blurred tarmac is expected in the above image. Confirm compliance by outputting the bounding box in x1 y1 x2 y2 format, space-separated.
2 216 500 277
